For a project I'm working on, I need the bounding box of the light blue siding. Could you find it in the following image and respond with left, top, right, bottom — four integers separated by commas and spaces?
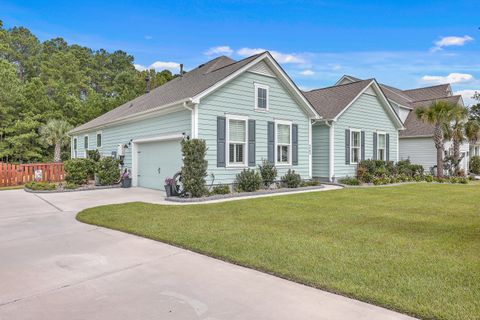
312, 124, 329, 178
72, 109, 191, 171
198, 70, 311, 184
333, 93, 399, 178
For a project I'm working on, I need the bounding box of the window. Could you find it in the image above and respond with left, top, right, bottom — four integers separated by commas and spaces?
228, 118, 247, 165
377, 133, 386, 161
73, 138, 77, 150
350, 130, 361, 164
276, 122, 291, 164
84, 136, 89, 150
96, 132, 102, 148
255, 83, 269, 110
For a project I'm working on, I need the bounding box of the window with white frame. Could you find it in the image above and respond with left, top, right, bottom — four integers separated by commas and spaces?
228, 118, 247, 165
350, 130, 361, 164
276, 122, 291, 164
96, 132, 102, 148
377, 132, 386, 161
84, 135, 89, 150
73, 137, 77, 158
255, 83, 269, 110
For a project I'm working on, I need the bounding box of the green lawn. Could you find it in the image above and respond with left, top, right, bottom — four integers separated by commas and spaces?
77, 183, 480, 320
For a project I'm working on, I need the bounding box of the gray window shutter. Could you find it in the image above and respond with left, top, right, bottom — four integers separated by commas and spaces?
217, 116, 226, 167
361, 131, 365, 161
267, 121, 275, 164
373, 132, 377, 160
345, 129, 350, 165
248, 119, 256, 166
386, 133, 390, 162
292, 124, 298, 165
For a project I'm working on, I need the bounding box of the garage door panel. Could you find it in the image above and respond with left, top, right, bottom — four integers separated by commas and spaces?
137, 140, 182, 190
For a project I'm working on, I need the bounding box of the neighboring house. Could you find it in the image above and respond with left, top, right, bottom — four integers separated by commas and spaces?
69, 52, 319, 189
336, 76, 469, 174
303, 79, 405, 182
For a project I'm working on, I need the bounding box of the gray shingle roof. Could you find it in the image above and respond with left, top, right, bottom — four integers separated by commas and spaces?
403, 84, 451, 102
400, 95, 462, 137
71, 54, 262, 133
302, 80, 372, 119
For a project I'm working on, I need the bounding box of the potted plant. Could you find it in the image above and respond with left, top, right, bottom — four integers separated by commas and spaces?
164, 177, 176, 197
121, 169, 131, 188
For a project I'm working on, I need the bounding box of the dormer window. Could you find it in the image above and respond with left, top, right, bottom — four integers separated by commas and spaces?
254, 83, 269, 110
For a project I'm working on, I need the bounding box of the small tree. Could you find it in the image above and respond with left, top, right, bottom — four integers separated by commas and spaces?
443, 106, 468, 175
416, 101, 457, 178
181, 139, 208, 197
39, 119, 73, 162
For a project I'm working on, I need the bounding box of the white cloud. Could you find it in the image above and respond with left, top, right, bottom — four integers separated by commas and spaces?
134, 61, 180, 72
431, 35, 473, 52
144, 35, 153, 40
421, 73, 475, 85
454, 89, 479, 107
299, 69, 315, 76
204, 46, 233, 56
237, 47, 305, 64
134, 64, 146, 71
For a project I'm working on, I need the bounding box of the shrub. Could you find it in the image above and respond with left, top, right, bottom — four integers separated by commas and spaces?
64, 158, 95, 185
211, 184, 230, 195
281, 169, 302, 188
338, 176, 360, 186
235, 169, 262, 192
95, 157, 120, 185
181, 139, 208, 197
470, 156, 480, 174
25, 181, 56, 190
258, 160, 277, 188
425, 175, 434, 182
65, 182, 78, 189
87, 149, 101, 162
458, 177, 469, 184
301, 180, 320, 187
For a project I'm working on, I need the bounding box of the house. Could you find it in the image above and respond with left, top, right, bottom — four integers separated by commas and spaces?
303, 80, 405, 182
336, 75, 468, 173
69, 52, 320, 189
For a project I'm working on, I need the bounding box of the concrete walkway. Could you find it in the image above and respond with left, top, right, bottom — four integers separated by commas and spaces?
0, 188, 416, 320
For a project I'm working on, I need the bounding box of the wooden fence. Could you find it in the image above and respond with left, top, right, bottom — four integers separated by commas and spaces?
0, 162, 65, 187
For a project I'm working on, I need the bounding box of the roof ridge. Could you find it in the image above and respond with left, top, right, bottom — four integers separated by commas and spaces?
404, 83, 450, 92
411, 95, 459, 103
205, 52, 264, 75
304, 78, 373, 93
379, 84, 414, 102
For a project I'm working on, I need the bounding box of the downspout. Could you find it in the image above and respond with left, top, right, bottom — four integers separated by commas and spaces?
323, 120, 335, 182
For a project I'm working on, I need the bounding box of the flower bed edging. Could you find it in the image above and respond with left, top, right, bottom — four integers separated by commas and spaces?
165, 185, 326, 203
24, 184, 121, 193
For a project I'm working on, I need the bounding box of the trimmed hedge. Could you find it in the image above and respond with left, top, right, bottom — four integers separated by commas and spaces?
181, 139, 208, 197
95, 157, 120, 185
258, 160, 277, 188
64, 158, 95, 185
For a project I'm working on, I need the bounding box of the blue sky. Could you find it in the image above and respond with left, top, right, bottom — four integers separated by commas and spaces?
1, 0, 479, 105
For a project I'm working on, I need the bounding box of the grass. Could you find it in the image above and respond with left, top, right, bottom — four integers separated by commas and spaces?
0, 185, 24, 191
77, 183, 480, 320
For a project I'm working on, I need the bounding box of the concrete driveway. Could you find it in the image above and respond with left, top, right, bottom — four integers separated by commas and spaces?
0, 188, 416, 320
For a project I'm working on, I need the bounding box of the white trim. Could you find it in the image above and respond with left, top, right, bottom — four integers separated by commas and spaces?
328, 122, 335, 181
254, 82, 269, 111
376, 131, 387, 161
308, 119, 312, 178
193, 52, 320, 119
396, 133, 399, 162
131, 133, 184, 187
194, 104, 199, 138
350, 128, 361, 165
72, 136, 78, 159
333, 80, 405, 130
226, 114, 249, 168
334, 75, 358, 86
96, 131, 102, 148
275, 119, 292, 166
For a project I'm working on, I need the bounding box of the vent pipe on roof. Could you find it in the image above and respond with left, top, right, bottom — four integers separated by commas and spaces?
145, 74, 151, 93
179, 64, 184, 78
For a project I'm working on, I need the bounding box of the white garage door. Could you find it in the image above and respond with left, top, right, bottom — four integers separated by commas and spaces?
136, 139, 183, 190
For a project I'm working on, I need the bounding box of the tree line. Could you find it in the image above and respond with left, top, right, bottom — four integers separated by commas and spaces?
0, 21, 177, 163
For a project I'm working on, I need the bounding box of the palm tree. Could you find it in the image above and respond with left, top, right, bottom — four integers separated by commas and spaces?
416, 100, 457, 178
465, 119, 480, 145
39, 119, 73, 162
442, 106, 468, 175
